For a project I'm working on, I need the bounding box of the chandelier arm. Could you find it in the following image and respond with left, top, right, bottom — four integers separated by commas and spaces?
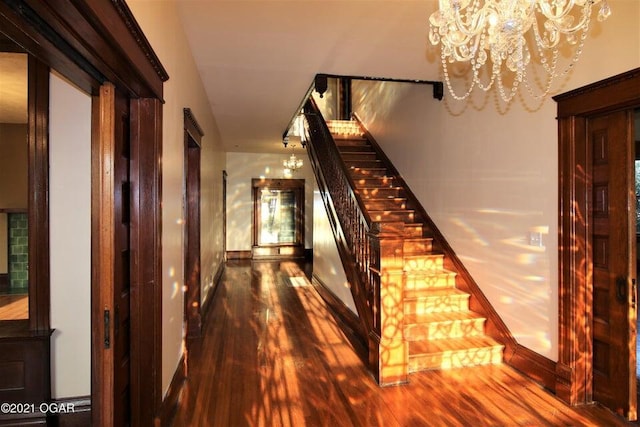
546, 7, 592, 34
452, 5, 488, 39
537, 0, 578, 21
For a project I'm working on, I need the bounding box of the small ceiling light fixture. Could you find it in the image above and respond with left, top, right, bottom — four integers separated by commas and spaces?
283, 144, 304, 175
428, 0, 611, 102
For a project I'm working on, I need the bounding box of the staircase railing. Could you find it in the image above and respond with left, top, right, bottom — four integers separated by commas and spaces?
302, 97, 377, 348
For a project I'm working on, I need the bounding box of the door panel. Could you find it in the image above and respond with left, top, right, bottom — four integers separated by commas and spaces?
93, 83, 132, 427
589, 111, 637, 419
113, 88, 132, 427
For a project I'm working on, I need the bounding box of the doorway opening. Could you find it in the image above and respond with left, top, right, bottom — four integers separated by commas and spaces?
252, 178, 305, 259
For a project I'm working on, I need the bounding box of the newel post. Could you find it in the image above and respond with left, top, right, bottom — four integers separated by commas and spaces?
368, 222, 408, 386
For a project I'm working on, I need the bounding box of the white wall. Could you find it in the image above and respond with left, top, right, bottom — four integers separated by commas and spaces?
128, 0, 226, 396
312, 181, 357, 313
49, 72, 91, 398
226, 151, 314, 251
352, 0, 640, 360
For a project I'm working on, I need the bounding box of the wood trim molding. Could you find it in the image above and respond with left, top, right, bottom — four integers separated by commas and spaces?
555, 69, 640, 406
184, 108, 204, 140
201, 262, 225, 325
1, 0, 167, 98
226, 251, 252, 260
107, 0, 169, 82
311, 274, 368, 364
27, 55, 50, 332
130, 97, 164, 425
155, 354, 186, 427
508, 345, 558, 392
553, 68, 640, 118
47, 395, 91, 427
91, 82, 117, 427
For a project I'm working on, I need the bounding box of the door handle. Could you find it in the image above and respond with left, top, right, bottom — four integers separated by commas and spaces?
632, 278, 637, 310
615, 276, 628, 304
104, 309, 111, 349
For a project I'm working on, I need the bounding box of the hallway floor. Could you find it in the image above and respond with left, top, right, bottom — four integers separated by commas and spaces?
171, 259, 632, 426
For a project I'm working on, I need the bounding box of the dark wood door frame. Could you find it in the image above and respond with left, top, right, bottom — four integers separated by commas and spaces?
184, 108, 203, 339
554, 68, 640, 409
0, 1, 168, 425
223, 170, 228, 263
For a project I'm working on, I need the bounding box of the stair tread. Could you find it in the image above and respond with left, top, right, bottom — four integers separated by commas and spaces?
404, 265, 452, 273
357, 185, 403, 191
404, 253, 443, 262
369, 209, 414, 214
405, 310, 485, 324
409, 336, 504, 355
404, 288, 469, 300
363, 196, 406, 201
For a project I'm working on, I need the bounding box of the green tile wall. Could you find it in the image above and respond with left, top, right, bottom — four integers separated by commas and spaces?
9, 213, 28, 292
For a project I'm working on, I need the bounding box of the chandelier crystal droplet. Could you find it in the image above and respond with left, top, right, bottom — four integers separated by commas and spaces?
428, 0, 611, 102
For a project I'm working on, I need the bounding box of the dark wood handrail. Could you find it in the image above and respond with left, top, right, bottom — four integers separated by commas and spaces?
303, 97, 375, 346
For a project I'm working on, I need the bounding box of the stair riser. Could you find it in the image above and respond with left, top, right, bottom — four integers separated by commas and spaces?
405, 318, 486, 340
350, 169, 389, 178
338, 145, 374, 153
327, 123, 362, 135
353, 177, 396, 187
342, 153, 378, 162
404, 225, 424, 238
408, 346, 503, 371
403, 239, 433, 253
404, 256, 444, 272
364, 200, 407, 210
344, 160, 384, 169
405, 295, 470, 315
405, 273, 456, 290
356, 188, 404, 198
370, 211, 415, 223
334, 139, 369, 147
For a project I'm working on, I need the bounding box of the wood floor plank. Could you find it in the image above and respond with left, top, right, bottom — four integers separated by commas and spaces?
170, 260, 633, 427
0, 294, 28, 320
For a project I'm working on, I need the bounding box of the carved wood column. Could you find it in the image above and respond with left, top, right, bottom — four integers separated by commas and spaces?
368, 222, 407, 386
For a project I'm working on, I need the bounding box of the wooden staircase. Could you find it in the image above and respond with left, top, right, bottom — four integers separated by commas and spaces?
326, 119, 504, 377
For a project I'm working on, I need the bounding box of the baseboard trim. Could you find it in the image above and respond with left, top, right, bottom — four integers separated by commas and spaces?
311, 274, 368, 363
155, 354, 186, 427
226, 250, 251, 260
304, 248, 313, 261
201, 261, 225, 324
47, 395, 91, 427
506, 344, 557, 392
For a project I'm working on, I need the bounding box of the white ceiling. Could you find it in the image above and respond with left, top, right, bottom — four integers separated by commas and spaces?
176, 0, 441, 153
0, 2, 442, 150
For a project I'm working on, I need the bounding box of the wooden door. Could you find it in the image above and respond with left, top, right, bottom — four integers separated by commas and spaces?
183, 109, 203, 340
589, 110, 637, 419
184, 134, 201, 339
93, 83, 133, 426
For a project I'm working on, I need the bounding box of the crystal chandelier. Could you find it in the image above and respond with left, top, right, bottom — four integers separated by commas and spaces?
428, 0, 611, 102
283, 145, 304, 174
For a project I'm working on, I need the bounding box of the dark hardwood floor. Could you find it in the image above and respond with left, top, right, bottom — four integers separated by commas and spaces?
171, 259, 632, 426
